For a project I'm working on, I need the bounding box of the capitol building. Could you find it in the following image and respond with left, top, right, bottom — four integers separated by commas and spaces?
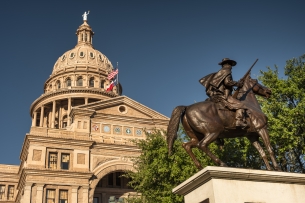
0, 16, 169, 203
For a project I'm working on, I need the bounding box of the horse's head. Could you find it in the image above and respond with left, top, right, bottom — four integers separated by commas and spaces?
237, 75, 271, 100
250, 78, 272, 98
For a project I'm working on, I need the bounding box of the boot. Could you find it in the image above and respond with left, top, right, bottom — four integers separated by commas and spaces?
236, 109, 247, 128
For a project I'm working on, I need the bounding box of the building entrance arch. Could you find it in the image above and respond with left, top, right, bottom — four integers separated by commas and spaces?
89, 161, 136, 203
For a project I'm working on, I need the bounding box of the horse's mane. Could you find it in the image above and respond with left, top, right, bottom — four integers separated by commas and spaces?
236, 75, 252, 100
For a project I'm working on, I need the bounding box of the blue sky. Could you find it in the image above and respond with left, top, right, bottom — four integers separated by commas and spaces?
0, 0, 304, 165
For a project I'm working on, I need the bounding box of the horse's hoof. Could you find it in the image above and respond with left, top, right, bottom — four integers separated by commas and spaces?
275, 167, 282, 172
196, 165, 203, 170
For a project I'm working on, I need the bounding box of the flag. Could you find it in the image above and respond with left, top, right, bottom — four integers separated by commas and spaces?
106, 79, 117, 91
107, 69, 119, 80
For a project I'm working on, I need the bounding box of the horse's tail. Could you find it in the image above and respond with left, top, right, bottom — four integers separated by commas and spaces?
167, 105, 187, 156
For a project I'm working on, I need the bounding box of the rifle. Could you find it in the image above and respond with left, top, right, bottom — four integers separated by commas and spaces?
232, 59, 258, 99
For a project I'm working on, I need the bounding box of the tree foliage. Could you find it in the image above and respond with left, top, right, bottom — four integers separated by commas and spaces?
125, 128, 263, 203
258, 54, 305, 173
125, 129, 216, 203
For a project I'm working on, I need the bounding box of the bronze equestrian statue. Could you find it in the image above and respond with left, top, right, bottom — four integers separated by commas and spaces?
167, 58, 281, 171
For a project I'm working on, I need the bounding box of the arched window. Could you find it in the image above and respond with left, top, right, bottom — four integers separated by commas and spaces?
62, 115, 67, 128
99, 54, 103, 61
56, 81, 61, 89
66, 78, 71, 87
49, 84, 52, 91
77, 77, 83, 86
101, 81, 105, 88
89, 78, 94, 87
61, 55, 66, 61
85, 33, 88, 42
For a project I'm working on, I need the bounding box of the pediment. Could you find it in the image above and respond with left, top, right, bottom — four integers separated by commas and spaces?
76, 96, 169, 120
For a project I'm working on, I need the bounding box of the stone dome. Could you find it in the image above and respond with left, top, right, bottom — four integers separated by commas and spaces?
51, 21, 113, 76
52, 45, 113, 75
31, 19, 121, 120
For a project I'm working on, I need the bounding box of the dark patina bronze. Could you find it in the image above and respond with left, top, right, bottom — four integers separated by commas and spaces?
167, 58, 281, 171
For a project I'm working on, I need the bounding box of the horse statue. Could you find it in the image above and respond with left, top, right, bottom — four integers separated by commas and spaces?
167, 74, 281, 171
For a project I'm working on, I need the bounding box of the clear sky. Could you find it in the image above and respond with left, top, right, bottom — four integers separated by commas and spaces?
0, 0, 304, 165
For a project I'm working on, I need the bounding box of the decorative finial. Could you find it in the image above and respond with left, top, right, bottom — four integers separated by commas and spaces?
82, 11, 90, 21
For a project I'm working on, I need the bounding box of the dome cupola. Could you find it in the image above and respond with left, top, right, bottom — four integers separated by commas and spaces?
76, 17, 94, 47
51, 13, 113, 76
30, 13, 120, 129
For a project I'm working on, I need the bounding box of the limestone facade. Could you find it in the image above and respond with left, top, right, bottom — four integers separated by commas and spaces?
0, 19, 169, 203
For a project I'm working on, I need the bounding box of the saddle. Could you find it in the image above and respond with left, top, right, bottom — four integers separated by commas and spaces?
214, 102, 256, 132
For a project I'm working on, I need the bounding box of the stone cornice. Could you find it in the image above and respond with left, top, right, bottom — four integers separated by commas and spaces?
0, 172, 19, 182
78, 96, 169, 120
17, 167, 93, 191
19, 135, 30, 163
46, 66, 108, 84
25, 133, 94, 147
30, 88, 117, 115
22, 167, 93, 178
0, 164, 19, 173
93, 113, 169, 126
70, 107, 95, 118
173, 166, 305, 196
91, 142, 140, 153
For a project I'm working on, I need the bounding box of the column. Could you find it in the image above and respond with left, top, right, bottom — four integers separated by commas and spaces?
67, 97, 71, 126
102, 193, 106, 203
51, 101, 56, 128
32, 112, 37, 127
35, 184, 44, 203
72, 186, 78, 203
58, 101, 62, 129
82, 186, 89, 203
39, 106, 44, 127
85, 97, 88, 105
3, 185, 7, 202
21, 183, 32, 203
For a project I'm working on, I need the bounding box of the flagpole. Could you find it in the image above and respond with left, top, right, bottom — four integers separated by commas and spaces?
117, 62, 120, 95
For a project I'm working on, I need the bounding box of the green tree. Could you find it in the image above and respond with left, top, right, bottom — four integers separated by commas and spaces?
217, 138, 263, 169
125, 129, 263, 203
258, 54, 305, 173
125, 129, 216, 203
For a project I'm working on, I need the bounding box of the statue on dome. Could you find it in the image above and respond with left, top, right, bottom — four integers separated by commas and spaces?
82, 11, 90, 21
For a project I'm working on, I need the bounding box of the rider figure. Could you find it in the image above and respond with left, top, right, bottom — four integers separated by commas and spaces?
199, 58, 247, 128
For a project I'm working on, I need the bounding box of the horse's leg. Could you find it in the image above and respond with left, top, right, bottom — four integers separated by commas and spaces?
198, 132, 227, 167
181, 115, 202, 170
257, 128, 281, 171
247, 134, 272, 170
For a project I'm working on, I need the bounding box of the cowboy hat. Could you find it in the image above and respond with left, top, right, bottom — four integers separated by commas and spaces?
218, 58, 237, 66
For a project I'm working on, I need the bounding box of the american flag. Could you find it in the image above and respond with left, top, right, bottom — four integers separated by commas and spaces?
107, 69, 119, 80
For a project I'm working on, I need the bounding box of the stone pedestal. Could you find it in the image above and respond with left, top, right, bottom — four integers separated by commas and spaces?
173, 166, 305, 203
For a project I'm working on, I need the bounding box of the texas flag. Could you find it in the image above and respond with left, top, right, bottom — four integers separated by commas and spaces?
106, 79, 117, 91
